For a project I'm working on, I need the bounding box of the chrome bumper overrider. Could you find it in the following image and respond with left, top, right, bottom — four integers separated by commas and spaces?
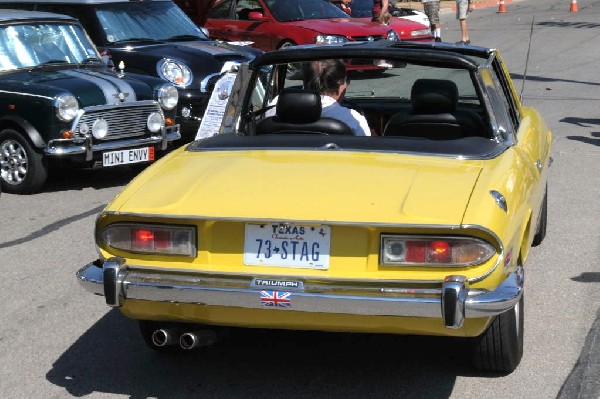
45, 125, 181, 160
76, 258, 524, 329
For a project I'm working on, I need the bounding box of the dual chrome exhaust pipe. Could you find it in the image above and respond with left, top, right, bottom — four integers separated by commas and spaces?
151, 328, 217, 350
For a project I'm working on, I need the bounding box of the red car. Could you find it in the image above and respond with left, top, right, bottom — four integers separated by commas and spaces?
204, 0, 410, 52
345, 0, 433, 40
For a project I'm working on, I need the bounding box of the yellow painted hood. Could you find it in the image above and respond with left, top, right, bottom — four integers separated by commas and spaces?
111, 149, 483, 225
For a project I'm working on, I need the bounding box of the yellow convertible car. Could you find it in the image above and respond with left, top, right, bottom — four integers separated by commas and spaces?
77, 42, 552, 373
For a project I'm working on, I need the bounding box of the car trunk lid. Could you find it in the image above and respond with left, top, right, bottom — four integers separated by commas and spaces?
114, 149, 482, 226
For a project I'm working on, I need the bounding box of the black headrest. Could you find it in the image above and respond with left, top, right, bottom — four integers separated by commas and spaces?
276, 88, 321, 123
411, 79, 458, 114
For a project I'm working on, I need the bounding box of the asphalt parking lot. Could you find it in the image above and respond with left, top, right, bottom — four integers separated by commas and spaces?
0, 0, 598, 397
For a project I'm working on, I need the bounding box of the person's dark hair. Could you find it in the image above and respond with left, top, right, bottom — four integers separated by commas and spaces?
301, 59, 346, 95
301, 61, 322, 91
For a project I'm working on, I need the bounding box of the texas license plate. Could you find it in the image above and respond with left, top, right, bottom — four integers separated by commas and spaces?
102, 147, 154, 167
244, 223, 331, 270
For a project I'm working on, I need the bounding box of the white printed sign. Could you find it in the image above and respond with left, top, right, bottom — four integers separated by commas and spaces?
195, 72, 237, 140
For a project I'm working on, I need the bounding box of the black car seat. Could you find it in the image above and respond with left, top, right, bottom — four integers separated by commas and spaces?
383, 79, 485, 139
255, 88, 354, 136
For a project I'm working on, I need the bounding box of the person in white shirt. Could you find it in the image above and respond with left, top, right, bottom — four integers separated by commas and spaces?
297, 59, 371, 136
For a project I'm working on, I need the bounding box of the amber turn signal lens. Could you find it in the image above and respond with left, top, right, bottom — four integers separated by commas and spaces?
61, 130, 74, 139
165, 117, 174, 126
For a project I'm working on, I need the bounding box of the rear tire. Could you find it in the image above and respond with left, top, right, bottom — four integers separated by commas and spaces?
532, 185, 548, 246
0, 128, 48, 194
471, 295, 524, 373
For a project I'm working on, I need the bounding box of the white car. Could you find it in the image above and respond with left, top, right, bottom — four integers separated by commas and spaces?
391, 6, 431, 28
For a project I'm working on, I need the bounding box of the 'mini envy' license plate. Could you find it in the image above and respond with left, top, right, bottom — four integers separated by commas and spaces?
102, 147, 154, 167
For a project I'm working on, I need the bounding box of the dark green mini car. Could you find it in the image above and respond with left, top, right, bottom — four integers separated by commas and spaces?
0, 10, 181, 194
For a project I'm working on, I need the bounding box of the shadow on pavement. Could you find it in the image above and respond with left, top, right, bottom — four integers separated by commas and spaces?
41, 166, 142, 193
0, 204, 105, 249
557, 307, 600, 399
571, 272, 600, 283
45, 310, 495, 398
510, 73, 600, 87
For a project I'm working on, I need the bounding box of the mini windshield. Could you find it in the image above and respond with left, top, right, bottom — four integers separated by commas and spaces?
264, 0, 349, 22
0, 22, 99, 71
95, 2, 208, 44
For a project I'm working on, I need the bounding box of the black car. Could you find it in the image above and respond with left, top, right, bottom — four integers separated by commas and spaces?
1, 0, 262, 141
0, 10, 181, 194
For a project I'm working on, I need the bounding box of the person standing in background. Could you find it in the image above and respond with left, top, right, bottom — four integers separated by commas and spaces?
372, 0, 391, 68
421, 0, 442, 42
330, 0, 353, 14
456, 0, 474, 44
339, 0, 352, 15
372, 0, 389, 23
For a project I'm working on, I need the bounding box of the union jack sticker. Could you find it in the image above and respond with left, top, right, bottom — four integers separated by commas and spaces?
260, 291, 292, 308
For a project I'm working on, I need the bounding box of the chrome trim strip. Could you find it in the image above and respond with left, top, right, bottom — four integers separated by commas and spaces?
101, 213, 474, 231
190, 145, 507, 161
76, 259, 523, 323
103, 212, 469, 228
105, 264, 449, 286
76, 100, 159, 114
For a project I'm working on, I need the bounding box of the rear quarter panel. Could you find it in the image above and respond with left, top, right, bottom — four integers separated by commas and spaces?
463, 118, 550, 272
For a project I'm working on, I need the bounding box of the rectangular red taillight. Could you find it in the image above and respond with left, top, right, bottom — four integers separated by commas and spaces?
101, 223, 196, 257
381, 235, 495, 266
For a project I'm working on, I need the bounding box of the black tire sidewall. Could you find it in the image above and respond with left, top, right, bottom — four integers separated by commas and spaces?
471, 294, 524, 373
532, 185, 548, 246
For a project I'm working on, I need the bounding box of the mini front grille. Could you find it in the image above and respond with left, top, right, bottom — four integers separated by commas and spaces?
75, 102, 161, 140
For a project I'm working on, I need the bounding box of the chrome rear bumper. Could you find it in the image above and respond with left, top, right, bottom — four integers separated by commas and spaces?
77, 258, 524, 329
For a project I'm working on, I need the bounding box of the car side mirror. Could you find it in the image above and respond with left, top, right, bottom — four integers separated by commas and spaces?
248, 11, 268, 21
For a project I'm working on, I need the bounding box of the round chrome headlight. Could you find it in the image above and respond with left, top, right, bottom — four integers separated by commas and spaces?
157, 59, 192, 87
157, 84, 179, 110
386, 30, 399, 42
55, 94, 79, 122
147, 112, 164, 133
92, 118, 108, 139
